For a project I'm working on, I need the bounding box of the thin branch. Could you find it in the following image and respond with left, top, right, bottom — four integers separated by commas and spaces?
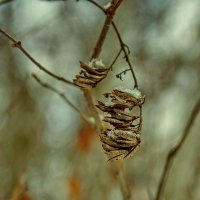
109, 48, 122, 71
32, 73, 93, 124
84, 90, 103, 132
155, 98, 200, 200
116, 68, 131, 80
113, 161, 131, 200
0, 28, 76, 87
84, 0, 125, 133
86, 1, 132, 200
112, 23, 138, 88
90, 0, 123, 59
87, 0, 138, 88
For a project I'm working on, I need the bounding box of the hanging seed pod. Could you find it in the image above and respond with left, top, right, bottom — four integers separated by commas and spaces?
103, 117, 133, 128
100, 130, 141, 160
109, 113, 139, 122
96, 101, 130, 113
103, 87, 145, 109
96, 87, 145, 160
112, 88, 145, 106
73, 59, 109, 90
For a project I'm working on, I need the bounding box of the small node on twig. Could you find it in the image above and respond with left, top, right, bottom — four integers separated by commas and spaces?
96, 87, 145, 160
123, 44, 130, 55
11, 41, 21, 48
73, 58, 109, 90
103, 2, 112, 10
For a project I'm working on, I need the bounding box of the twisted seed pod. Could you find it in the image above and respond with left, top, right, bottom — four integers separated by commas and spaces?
73, 59, 109, 89
96, 87, 145, 160
101, 130, 141, 159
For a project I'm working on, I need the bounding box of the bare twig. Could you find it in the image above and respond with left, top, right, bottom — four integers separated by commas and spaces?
90, 0, 123, 59
112, 22, 138, 88
0, 28, 75, 87
112, 161, 131, 200
116, 68, 130, 80
109, 48, 122, 71
155, 98, 200, 200
32, 73, 93, 124
84, 1, 132, 200
87, 0, 138, 88
84, 0, 125, 133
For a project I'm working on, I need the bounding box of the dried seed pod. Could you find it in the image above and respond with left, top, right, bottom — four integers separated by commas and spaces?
105, 150, 129, 160
96, 87, 144, 160
112, 129, 140, 141
112, 87, 145, 106
96, 101, 129, 114
103, 117, 132, 128
73, 79, 93, 90
109, 113, 139, 122
103, 87, 145, 109
118, 126, 141, 133
80, 70, 106, 81
100, 130, 141, 160
101, 130, 140, 146
73, 59, 109, 89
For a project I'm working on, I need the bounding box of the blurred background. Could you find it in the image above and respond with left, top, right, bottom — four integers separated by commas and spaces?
0, 0, 200, 200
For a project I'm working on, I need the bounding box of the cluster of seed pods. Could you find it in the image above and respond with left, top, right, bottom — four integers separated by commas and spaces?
73, 59, 109, 90
96, 87, 145, 160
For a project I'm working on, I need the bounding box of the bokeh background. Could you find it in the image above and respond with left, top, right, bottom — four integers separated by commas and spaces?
0, 0, 200, 200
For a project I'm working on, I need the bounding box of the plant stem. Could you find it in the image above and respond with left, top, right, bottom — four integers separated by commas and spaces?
0, 28, 75, 87
155, 98, 200, 200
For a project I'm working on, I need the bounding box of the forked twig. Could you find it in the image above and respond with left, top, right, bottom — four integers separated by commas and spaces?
84, 1, 131, 200
112, 23, 138, 88
32, 73, 93, 124
0, 28, 75, 87
84, 0, 124, 134
155, 98, 200, 200
87, 0, 138, 88
90, 0, 124, 59
116, 68, 130, 80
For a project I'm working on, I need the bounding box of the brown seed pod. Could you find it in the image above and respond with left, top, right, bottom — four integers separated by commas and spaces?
112, 88, 145, 106
100, 130, 141, 160
103, 117, 132, 128
101, 130, 140, 147
73, 79, 93, 90
73, 59, 109, 89
109, 113, 139, 122
103, 87, 145, 109
96, 101, 129, 113
96, 87, 144, 160
112, 129, 140, 141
